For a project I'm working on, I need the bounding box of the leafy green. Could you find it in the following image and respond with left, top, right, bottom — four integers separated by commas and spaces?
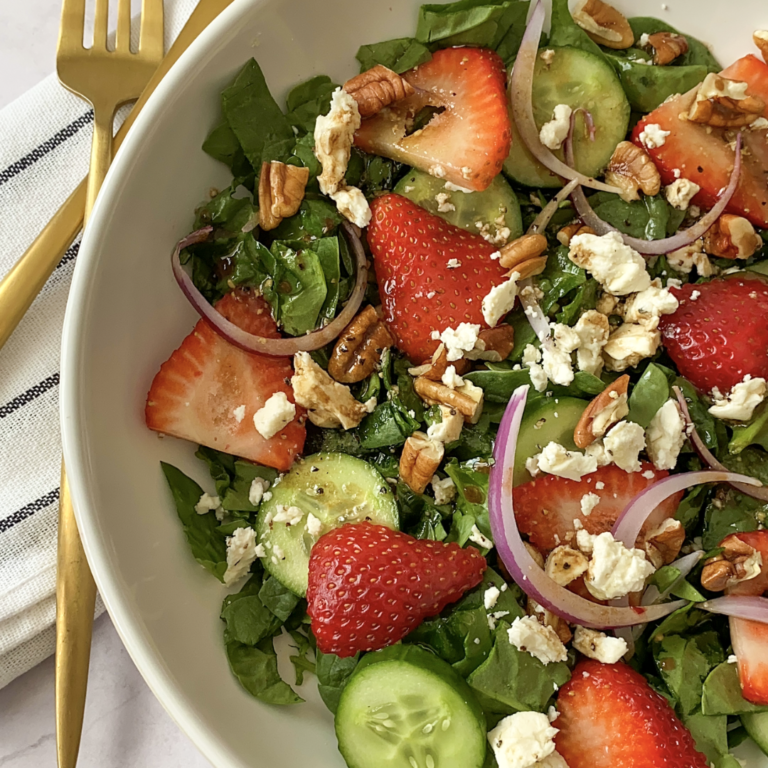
703, 663, 768, 716
448, 416, 497, 463
590, 193, 676, 241
729, 402, 768, 455
628, 18, 721, 73
316, 651, 360, 714
676, 377, 723, 453
628, 363, 670, 428
345, 149, 408, 200
675, 485, 709, 532
548, 0, 604, 58
161, 463, 228, 581
556, 279, 598, 325
193, 183, 258, 234
287, 629, 315, 685
396, 482, 449, 541
285, 75, 338, 135
221, 575, 282, 645
650, 604, 710, 643
259, 576, 302, 622
269, 197, 342, 242
202, 121, 250, 174
195, 446, 236, 498
223, 461, 278, 512
444, 460, 495, 548
465, 369, 532, 404
221, 59, 295, 171
356, 37, 432, 74
684, 713, 743, 768
650, 565, 705, 602
357, 395, 420, 450
537, 246, 587, 315
468, 622, 571, 714
225, 634, 303, 705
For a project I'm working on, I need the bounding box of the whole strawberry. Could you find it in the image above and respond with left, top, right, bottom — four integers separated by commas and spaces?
368, 193, 511, 364
556, 660, 709, 768
307, 522, 487, 657
660, 277, 768, 393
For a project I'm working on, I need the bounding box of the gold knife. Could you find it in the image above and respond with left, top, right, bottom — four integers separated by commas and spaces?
0, 0, 236, 351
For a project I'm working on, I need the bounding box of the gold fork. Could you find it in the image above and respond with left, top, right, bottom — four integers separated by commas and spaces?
54, 1, 163, 766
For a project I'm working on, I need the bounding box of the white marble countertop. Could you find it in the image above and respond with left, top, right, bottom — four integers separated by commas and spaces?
0, 2, 211, 766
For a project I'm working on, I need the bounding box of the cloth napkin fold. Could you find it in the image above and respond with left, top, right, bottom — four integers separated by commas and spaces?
0, 0, 201, 689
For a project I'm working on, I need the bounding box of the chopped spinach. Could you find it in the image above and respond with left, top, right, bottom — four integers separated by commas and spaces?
703, 662, 768, 716
356, 37, 432, 74
221, 574, 282, 646
628, 363, 670, 428
285, 75, 338, 135
316, 650, 360, 714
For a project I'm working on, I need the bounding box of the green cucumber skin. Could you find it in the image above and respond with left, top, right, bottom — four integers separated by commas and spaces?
743, 712, 768, 756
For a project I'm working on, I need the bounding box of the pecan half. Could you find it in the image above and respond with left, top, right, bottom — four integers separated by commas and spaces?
755, 31, 768, 64
557, 223, 595, 247
258, 161, 310, 231
604, 141, 661, 203
702, 214, 763, 260
644, 519, 685, 568
646, 32, 689, 66
327, 306, 394, 384
573, 374, 630, 448
470, 326, 515, 363
400, 432, 444, 494
498, 233, 547, 270
572, 0, 634, 49
409, 343, 471, 381
545, 546, 589, 587
700, 536, 762, 592
688, 74, 766, 128
343, 65, 415, 119
414, 376, 484, 423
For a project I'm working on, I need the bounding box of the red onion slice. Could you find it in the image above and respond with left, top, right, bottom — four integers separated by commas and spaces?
488, 384, 688, 629
565, 131, 743, 255
171, 222, 368, 356
673, 386, 768, 502
611, 470, 761, 550
510, 1, 622, 195
528, 179, 581, 235
702, 595, 768, 624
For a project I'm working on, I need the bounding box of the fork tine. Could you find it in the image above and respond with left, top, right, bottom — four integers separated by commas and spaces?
115, 0, 132, 52
93, 0, 109, 50
57, 0, 86, 53
139, 0, 165, 61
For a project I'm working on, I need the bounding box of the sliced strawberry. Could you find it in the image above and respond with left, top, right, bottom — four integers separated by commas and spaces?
354, 47, 511, 192
368, 193, 511, 363
723, 531, 768, 705
556, 660, 709, 768
145, 288, 305, 471
307, 522, 486, 657
513, 463, 681, 553
660, 277, 768, 393
631, 56, 768, 228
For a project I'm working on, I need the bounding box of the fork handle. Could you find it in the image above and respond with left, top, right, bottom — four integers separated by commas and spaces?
84, 105, 114, 225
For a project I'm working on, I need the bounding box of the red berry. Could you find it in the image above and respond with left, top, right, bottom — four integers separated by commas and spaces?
307, 522, 487, 657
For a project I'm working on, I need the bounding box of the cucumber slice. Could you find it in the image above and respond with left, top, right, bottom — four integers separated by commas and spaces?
503, 47, 630, 188
394, 169, 523, 243
336, 645, 487, 768
256, 452, 398, 596
743, 712, 768, 757
514, 397, 587, 485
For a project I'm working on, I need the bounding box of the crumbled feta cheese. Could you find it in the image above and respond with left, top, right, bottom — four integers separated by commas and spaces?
436, 192, 456, 213
487, 711, 559, 768
569, 232, 651, 296
540, 49, 556, 66
272, 504, 304, 526
314, 88, 360, 196
446, 257, 461, 268
469, 525, 494, 550
484, 585, 501, 610
647, 400, 686, 470
603, 323, 661, 372
728, 654, 738, 664
528, 442, 598, 481
248, 477, 270, 507
580, 492, 601, 517
488, 610, 511, 630
272, 543, 286, 561
523, 344, 548, 393
750, 116, 768, 131
223, 527, 259, 586
639, 32, 651, 47
666, 178, 701, 211
305, 512, 323, 537
195, 492, 222, 516
232, 405, 246, 423
431, 474, 457, 505
591, 393, 629, 439
330, 185, 372, 227
584, 440, 610, 468
639, 123, 671, 149
438, 323, 482, 362
698, 72, 751, 103
572, 626, 628, 664
444, 181, 474, 193
508, 616, 568, 665
604, 421, 646, 473
262, 491, 273, 502
709, 376, 767, 421
623, 280, 679, 330
482, 273, 520, 328
667, 239, 714, 276
441, 365, 465, 389
427, 405, 464, 444
539, 104, 573, 151
253, 391, 296, 439
541, 325, 580, 387
573, 310, 610, 376
577, 531, 656, 600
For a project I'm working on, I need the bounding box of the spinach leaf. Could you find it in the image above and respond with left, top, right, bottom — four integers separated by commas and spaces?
316, 650, 360, 714
304, 423, 368, 456
447, 417, 497, 463
358, 398, 419, 450
193, 184, 258, 235
629, 18, 721, 73
549, 371, 606, 398
465, 369, 532, 404
221, 575, 282, 646
269, 196, 342, 242
161, 462, 228, 581
393, 355, 425, 421
650, 565, 705, 603
202, 120, 250, 174
628, 363, 670, 428
650, 604, 711, 642
703, 662, 768, 716
223, 461, 279, 512
285, 75, 338, 135
467, 622, 571, 714
345, 149, 408, 200
313, 236, 341, 324
556, 279, 598, 325
259, 576, 302, 622
675, 377, 723, 453
548, 0, 604, 58
396, 482, 449, 541
221, 59, 295, 170
729, 402, 768, 455
356, 37, 432, 74
591, 192, 674, 241
508, 312, 538, 363
537, 246, 586, 315
675, 485, 709, 532
225, 634, 303, 705
195, 446, 236, 498
444, 460, 495, 547
683, 713, 743, 768
287, 629, 315, 685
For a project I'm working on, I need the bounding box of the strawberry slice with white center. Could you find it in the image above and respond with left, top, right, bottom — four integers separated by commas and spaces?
354, 47, 511, 192
145, 288, 305, 471
723, 531, 768, 705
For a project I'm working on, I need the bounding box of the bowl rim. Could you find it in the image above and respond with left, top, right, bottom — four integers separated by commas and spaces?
59, 0, 261, 765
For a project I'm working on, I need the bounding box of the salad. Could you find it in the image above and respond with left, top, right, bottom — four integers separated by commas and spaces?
144, 1, 768, 766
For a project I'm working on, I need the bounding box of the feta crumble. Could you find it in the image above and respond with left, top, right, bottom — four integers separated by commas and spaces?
523, 344, 548, 393
272, 504, 304, 527
603, 323, 662, 372
569, 232, 651, 296
427, 405, 464, 444
305, 512, 323, 537
708, 376, 767, 422
253, 391, 296, 439
484, 585, 501, 610
666, 178, 701, 211
195, 492, 222, 516
646, 400, 686, 470
572, 626, 628, 664
441, 365, 465, 389
232, 405, 246, 423
639, 123, 671, 149
436, 192, 456, 213
527, 442, 598, 481
248, 477, 270, 507
431, 474, 457, 505
603, 420, 646, 473
438, 323, 482, 362
469, 525, 494, 550
541, 325, 580, 387
446, 257, 461, 269
487, 711, 559, 768
482, 273, 520, 328
539, 104, 573, 151
573, 310, 610, 376
623, 280, 679, 330
580, 492, 601, 517
223, 526, 259, 586
508, 616, 568, 665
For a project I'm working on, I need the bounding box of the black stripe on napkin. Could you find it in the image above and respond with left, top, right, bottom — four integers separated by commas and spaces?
0, 110, 93, 187
57, 241, 80, 270
0, 488, 59, 533
0, 373, 60, 419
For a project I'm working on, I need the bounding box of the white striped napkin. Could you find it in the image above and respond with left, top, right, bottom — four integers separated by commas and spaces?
0, 0, 200, 689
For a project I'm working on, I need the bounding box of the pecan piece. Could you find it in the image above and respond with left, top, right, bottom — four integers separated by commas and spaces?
688, 73, 766, 128
755, 31, 768, 64
408, 343, 471, 381
557, 223, 595, 247
573, 375, 630, 449
604, 141, 661, 203
702, 214, 763, 260
572, 0, 634, 49
400, 432, 444, 494
258, 161, 310, 231
701, 536, 762, 592
645, 32, 689, 66
545, 546, 589, 587
644, 519, 685, 568
414, 376, 484, 424
527, 596, 573, 644
470, 326, 516, 363
498, 233, 547, 270
327, 306, 394, 384
343, 65, 415, 119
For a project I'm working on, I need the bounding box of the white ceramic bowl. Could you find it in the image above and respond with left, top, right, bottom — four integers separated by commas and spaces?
61, 1, 768, 766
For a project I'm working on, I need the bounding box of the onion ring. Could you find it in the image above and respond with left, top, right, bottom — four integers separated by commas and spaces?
701, 595, 768, 624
